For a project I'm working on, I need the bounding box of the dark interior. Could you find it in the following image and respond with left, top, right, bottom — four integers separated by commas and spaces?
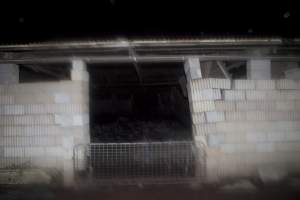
88, 62, 192, 142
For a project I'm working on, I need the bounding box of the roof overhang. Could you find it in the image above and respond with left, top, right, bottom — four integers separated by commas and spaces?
0, 38, 300, 64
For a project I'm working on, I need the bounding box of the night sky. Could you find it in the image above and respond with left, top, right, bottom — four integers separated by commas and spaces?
0, 1, 299, 43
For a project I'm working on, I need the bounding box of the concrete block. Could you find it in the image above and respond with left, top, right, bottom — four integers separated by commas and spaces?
0, 136, 60, 146
54, 93, 71, 103
194, 135, 207, 146
191, 113, 206, 124
0, 64, 19, 84
62, 136, 74, 150
220, 144, 236, 154
236, 101, 276, 111
255, 80, 276, 90
267, 132, 286, 142
191, 89, 221, 101
193, 123, 217, 135
208, 133, 225, 147
25, 147, 45, 157
71, 70, 89, 82
246, 132, 267, 143
23, 104, 46, 114
190, 101, 215, 112
24, 104, 88, 114
205, 111, 225, 122
256, 143, 274, 153
246, 91, 267, 100
225, 111, 246, 121
184, 57, 202, 79
45, 147, 64, 157
217, 121, 300, 133
280, 90, 300, 100
276, 101, 296, 111
0, 96, 14, 104
0, 115, 54, 125
236, 101, 256, 111
221, 144, 255, 154
54, 114, 89, 127
191, 78, 231, 89
54, 115, 73, 127
247, 59, 271, 80
0, 126, 63, 137
275, 142, 300, 152
215, 101, 236, 111
1, 105, 24, 115
14, 93, 54, 104
233, 80, 256, 90
276, 79, 299, 89
271, 111, 299, 121
294, 101, 300, 110
4, 147, 24, 157
285, 132, 300, 141
2, 81, 87, 95
74, 114, 89, 126
72, 59, 86, 71
246, 111, 270, 121
223, 90, 245, 100
223, 132, 246, 143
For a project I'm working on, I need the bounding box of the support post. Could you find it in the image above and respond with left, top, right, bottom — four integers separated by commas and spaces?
62, 59, 89, 187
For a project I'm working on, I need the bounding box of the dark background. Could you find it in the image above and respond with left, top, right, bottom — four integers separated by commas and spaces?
0, 1, 299, 43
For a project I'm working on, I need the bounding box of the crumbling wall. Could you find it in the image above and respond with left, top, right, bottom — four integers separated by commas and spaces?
187, 78, 300, 182
0, 79, 89, 184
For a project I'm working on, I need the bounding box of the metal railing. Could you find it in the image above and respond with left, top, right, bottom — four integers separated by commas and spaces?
74, 141, 205, 184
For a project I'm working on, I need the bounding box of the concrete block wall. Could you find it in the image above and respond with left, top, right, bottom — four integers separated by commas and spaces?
187, 77, 300, 182
0, 66, 89, 185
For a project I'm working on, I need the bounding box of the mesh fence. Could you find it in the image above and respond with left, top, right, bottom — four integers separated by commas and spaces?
74, 141, 205, 184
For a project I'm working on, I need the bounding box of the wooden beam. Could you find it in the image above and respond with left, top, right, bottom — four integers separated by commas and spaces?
216, 61, 231, 79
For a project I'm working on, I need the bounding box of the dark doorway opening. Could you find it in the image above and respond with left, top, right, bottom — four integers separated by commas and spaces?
88, 62, 192, 143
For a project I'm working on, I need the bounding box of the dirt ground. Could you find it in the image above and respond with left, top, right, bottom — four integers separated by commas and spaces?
1, 183, 300, 200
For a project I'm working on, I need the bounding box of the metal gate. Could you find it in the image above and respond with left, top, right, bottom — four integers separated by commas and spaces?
74, 141, 205, 185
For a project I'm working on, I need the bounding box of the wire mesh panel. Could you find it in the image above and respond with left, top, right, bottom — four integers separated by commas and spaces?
74, 141, 204, 184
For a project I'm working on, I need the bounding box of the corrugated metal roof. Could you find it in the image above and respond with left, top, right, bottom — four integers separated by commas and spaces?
0, 37, 295, 51
0, 36, 299, 64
